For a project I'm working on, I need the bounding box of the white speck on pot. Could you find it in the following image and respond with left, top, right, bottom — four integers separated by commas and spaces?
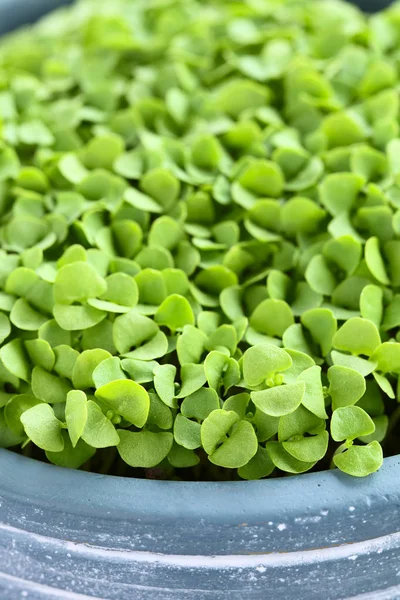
256, 566, 266, 573
349, 506, 355, 512
268, 521, 273, 526
348, 555, 358, 560
294, 516, 321, 524
277, 523, 287, 531
320, 509, 329, 516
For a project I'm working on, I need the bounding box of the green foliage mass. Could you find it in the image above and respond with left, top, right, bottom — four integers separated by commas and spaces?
3, 0, 400, 480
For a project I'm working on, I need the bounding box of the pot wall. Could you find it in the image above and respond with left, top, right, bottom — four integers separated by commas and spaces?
1, 451, 400, 599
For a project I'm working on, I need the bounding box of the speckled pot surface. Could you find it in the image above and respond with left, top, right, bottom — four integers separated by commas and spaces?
0, 0, 399, 598
1, 450, 400, 599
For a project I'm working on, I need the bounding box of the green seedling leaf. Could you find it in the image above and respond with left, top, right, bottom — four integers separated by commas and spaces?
155, 294, 194, 331
370, 342, 400, 374
88, 273, 139, 313
113, 310, 159, 354
177, 325, 208, 365
301, 308, 337, 357
238, 160, 284, 198
223, 393, 250, 419
209, 420, 258, 469
305, 255, 336, 296
31, 366, 72, 404
237, 446, 275, 480
382, 296, 400, 331
0, 339, 30, 381
53, 304, 107, 331
53, 345, 79, 379
298, 366, 327, 419
333, 317, 381, 356
251, 381, 305, 417
181, 387, 220, 421
65, 390, 88, 447
176, 363, 207, 399
250, 299, 294, 338
201, 409, 239, 455
46, 434, 96, 469
331, 406, 375, 441
283, 350, 315, 384
122, 330, 168, 361
278, 405, 325, 441
328, 365, 366, 410
118, 430, 173, 468
25, 339, 55, 372
204, 351, 229, 390
0, 314, 11, 345
283, 431, 329, 463
140, 168, 180, 212
323, 236, 362, 276
167, 443, 200, 469
54, 261, 107, 304
266, 441, 316, 474
322, 113, 366, 150
320, 173, 364, 216
21, 404, 64, 452
81, 401, 120, 448
122, 359, 158, 384
153, 364, 177, 408
72, 349, 111, 389
95, 380, 150, 427
39, 320, 71, 348
92, 357, 127, 389
360, 285, 383, 327
373, 371, 395, 398
358, 415, 388, 444
147, 392, 173, 431
252, 410, 279, 442
174, 413, 202, 450
331, 350, 376, 377
281, 197, 326, 235
243, 344, 292, 387
333, 441, 383, 477
5, 394, 42, 436
365, 237, 389, 285
207, 325, 237, 356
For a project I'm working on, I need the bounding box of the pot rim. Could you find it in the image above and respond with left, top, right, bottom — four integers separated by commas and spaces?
1, 449, 399, 525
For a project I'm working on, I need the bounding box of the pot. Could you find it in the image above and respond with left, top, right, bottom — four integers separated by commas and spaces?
1, 450, 400, 599
0, 0, 399, 599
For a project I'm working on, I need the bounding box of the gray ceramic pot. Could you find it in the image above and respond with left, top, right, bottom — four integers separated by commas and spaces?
0, 0, 399, 598
1, 450, 400, 599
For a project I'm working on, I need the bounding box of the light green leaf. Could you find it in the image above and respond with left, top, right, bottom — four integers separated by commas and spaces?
331, 406, 375, 441
21, 404, 64, 452
95, 379, 150, 427
333, 317, 381, 356
65, 390, 88, 448
328, 365, 366, 410
81, 401, 120, 448
333, 441, 383, 477
118, 430, 173, 467
251, 381, 305, 417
